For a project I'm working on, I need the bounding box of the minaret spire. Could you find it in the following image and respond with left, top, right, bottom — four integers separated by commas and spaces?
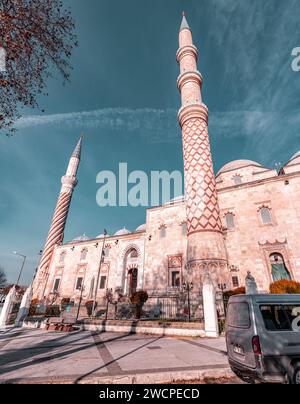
180, 12, 190, 31
33, 136, 83, 299
176, 15, 226, 275
72, 133, 83, 160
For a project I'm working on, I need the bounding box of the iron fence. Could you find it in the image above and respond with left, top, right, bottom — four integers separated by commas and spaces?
27, 298, 204, 323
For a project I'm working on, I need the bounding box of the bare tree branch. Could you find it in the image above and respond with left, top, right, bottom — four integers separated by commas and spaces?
0, 0, 78, 134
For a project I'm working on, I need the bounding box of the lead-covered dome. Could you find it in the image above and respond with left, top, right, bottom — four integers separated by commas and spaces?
286, 150, 300, 166
114, 228, 131, 236
72, 234, 90, 242
136, 224, 146, 232
96, 233, 110, 239
217, 160, 262, 176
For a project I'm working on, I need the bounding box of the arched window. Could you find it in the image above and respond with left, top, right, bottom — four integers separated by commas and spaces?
260, 207, 272, 224
270, 253, 291, 281
129, 249, 138, 258
160, 226, 166, 238
80, 248, 88, 261
59, 251, 66, 264
89, 276, 95, 299
233, 175, 242, 185
225, 213, 235, 230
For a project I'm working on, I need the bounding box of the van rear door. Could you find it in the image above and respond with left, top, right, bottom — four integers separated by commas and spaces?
226, 300, 257, 369
257, 302, 300, 359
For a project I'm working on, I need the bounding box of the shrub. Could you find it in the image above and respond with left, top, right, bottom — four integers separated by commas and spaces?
130, 291, 149, 305
224, 287, 246, 299
130, 291, 149, 319
45, 305, 61, 317
61, 297, 71, 311
270, 280, 300, 294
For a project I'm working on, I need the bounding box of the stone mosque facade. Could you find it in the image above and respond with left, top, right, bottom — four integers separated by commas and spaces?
33, 15, 300, 308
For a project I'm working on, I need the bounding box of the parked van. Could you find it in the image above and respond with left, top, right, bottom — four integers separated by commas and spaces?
226, 294, 300, 384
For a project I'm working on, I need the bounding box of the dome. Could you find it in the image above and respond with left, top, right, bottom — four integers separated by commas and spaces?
136, 224, 146, 232
96, 233, 110, 239
114, 227, 131, 236
163, 195, 185, 205
72, 234, 90, 242
286, 150, 300, 166
217, 159, 262, 176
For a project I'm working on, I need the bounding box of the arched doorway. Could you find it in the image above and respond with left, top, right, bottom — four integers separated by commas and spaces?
128, 268, 138, 296
270, 253, 291, 281
123, 247, 139, 295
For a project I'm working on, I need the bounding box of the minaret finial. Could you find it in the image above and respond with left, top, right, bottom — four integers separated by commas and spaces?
72, 133, 83, 160
180, 11, 190, 31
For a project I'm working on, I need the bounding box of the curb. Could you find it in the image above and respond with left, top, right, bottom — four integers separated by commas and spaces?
0, 366, 234, 385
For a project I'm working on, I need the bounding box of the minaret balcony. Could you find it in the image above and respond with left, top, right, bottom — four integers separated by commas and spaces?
178, 103, 209, 128
177, 70, 203, 91
176, 44, 198, 63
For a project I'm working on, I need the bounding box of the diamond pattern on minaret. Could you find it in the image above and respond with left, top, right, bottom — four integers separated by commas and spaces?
182, 118, 222, 234
177, 13, 222, 236
33, 135, 83, 297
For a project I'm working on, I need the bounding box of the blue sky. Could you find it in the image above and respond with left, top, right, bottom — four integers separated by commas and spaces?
1, 0, 300, 284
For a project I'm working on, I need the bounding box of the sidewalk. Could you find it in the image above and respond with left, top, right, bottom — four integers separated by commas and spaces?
0, 328, 234, 384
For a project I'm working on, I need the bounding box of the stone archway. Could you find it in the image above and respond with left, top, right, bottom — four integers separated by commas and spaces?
128, 267, 138, 296
123, 247, 139, 295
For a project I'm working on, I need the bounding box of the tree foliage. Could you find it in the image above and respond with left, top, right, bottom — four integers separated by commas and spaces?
270, 280, 300, 294
0, 0, 77, 134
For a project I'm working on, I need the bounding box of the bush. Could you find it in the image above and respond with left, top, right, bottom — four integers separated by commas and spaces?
270, 280, 300, 294
224, 287, 246, 299
61, 297, 71, 311
130, 291, 149, 305
45, 305, 61, 317
130, 291, 149, 320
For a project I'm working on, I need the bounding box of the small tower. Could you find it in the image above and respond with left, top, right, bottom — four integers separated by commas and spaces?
33, 135, 83, 299
177, 14, 227, 276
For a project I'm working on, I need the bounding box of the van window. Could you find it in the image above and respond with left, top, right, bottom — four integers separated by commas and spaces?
227, 302, 251, 328
260, 305, 300, 332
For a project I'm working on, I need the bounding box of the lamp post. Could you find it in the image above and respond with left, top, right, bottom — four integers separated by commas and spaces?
13, 251, 27, 287
183, 281, 194, 322
92, 229, 107, 318
218, 283, 227, 316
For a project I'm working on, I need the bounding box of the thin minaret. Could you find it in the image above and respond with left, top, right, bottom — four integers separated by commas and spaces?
177, 13, 226, 273
33, 135, 83, 298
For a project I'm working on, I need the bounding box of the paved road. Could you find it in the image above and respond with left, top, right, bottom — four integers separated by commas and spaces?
0, 328, 233, 384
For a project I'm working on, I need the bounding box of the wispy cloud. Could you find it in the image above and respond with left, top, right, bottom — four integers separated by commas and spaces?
15, 108, 179, 142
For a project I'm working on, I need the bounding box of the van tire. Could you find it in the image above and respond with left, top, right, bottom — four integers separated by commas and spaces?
292, 364, 300, 385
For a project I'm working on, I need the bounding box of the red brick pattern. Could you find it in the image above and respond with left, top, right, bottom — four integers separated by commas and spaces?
182, 117, 222, 234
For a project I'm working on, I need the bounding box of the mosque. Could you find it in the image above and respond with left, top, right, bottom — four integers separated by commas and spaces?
32, 15, 300, 312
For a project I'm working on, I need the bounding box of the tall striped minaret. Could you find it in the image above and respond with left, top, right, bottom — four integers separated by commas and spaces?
177, 14, 227, 273
33, 136, 83, 299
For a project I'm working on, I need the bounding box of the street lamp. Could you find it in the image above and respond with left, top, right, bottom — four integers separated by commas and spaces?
92, 229, 107, 318
13, 251, 27, 287
183, 281, 194, 322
